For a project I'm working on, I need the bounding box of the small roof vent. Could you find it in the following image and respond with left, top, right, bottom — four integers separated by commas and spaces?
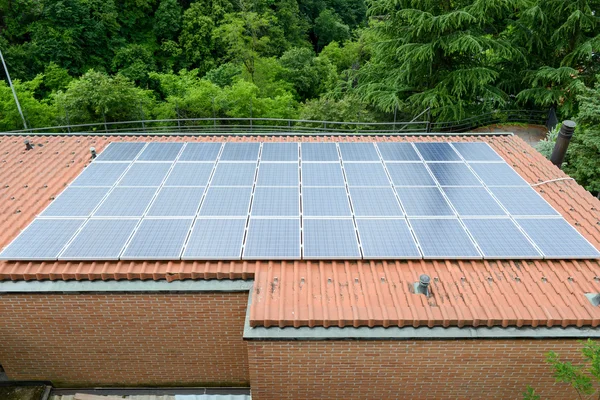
90, 147, 97, 159
414, 274, 431, 296
24, 140, 33, 151
585, 293, 600, 307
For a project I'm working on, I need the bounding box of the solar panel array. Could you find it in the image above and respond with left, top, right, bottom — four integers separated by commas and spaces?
1, 141, 599, 261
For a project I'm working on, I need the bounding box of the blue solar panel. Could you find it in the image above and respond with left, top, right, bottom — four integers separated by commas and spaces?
243, 218, 301, 259
343, 163, 390, 186
146, 187, 205, 217
219, 143, 260, 161
301, 143, 339, 162
251, 187, 300, 217
385, 163, 436, 186
415, 143, 461, 161
0, 218, 85, 260
137, 142, 184, 161
349, 187, 403, 217
428, 163, 482, 186
118, 163, 172, 186
178, 143, 222, 161
71, 163, 129, 187
122, 219, 192, 259
210, 163, 257, 186
396, 187, 454, 217
182, 218, 246, 260
59, 219, 139, 260
462, 219, 541, 258
451, 142, 503, 162
376, 143, 420, 161
164, 163, 214, 186
356, 219, 421, 259
301, 163, 345, 186
95, 142, 146, 162
338, 143, 380, 161
442, 187, 507, 216
261, 143, 299, 161
256, 163, 299, 186
302, 187, 352, 217
470, 163, 529, 186
488, 187, 559, 216
199, 187, 252, 216
515, 218, 600, 258
409, 218, 481, 258
94, 187, 157, 217
303, 219, 360, 259
41, 187, 110, 217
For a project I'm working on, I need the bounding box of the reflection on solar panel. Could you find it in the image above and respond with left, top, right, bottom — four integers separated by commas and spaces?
442, 187, 506, 216
257, 163, 299, 186
377, 143, 420, 161
410, 219, 481, 258
220, 143, 260, 161
71, 163, 129, 187
146, 187, 205, 217
515, 218, 600, 258
303, 218, 360, 259
118, 163, 172, 186
178, 143, 222, 161
122, 218, 192, 259
488, 187, 559, 216
211, 162, 257, 186
301, 163, 345, 186
301, 143, 339, 161
338, 143, 379, 161
356, 219, 420, 259
41, 187, 110, 217
386, 163, 436, 186
183, 218, 246, 259
470, 163, 528, 186
428, 163, 482, 186
302, 187, 352, 216
95, 142, 146, 162
452, 142, 503, 162
396, 187, 454, 217
462, 219, 540, 258
137, 142, 184, 161
349, 188, 403, 217
343, 163, 390, 186
94, 187, 157, 217
165, 163, 214, 186
4, 140, 598, 262
261, 143, 298, 161
243, 218, 301, 259
251, 187, 300, 216
199, 187, 252, 216
415, 143, 461, 161
0, 218, 85, 260
60, 219, 139, 260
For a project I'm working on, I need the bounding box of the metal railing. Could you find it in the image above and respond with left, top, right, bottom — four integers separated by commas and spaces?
1, 109, 549, 136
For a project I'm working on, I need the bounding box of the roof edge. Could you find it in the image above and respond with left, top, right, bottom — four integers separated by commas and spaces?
0, 131, 515, 137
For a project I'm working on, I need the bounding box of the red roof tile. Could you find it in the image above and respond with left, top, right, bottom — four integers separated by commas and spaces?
0, 134, 599, 328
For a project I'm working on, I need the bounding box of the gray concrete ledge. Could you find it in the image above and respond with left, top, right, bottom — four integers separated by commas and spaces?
0, 279, 253, 293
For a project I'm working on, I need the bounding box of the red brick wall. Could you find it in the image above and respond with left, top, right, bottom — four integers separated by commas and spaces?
247, 340, 596, 400
0, 292, 249, 387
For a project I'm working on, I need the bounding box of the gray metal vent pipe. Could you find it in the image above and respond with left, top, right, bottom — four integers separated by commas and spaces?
550, 120, 576, 168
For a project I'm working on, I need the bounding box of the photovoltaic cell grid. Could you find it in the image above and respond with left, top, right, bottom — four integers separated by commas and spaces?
1, 141, 598, 261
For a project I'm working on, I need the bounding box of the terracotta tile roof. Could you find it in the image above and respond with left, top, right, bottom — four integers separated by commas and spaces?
1, 133, 599, 328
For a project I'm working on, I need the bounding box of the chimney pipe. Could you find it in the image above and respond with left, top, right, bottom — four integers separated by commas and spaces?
414, 274, 431, 296
550, 120, 576, 168
90, 147, 97, 159
24, 140, 33, 151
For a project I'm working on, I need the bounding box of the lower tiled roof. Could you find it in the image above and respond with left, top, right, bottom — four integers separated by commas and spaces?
0, 133, 599, 328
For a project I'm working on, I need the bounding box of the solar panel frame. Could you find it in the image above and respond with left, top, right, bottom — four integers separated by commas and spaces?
198, 187, 253, 217
469, 163, 529, 186
385, 163, 437, 186
343, 163, 391, 187
93, 187, 158, 217
301, 163, 345, 186
177, 143, 222, 161
136, 142, 184, 161
40, 187, 110, 217
146, 187, 205, 217
442, 187, 507, 217
451, 142, 504, 162
182, 218, 246, 260
219, 143, 260, 161
117, 162, 173, 187
396, 187, 455, 217
376, 143, 421, 162
302, 187, 352, 217
415, 143, 462, 162
256, 163, 299, 186
251, 187, 300, 217
488, 186, 560, 216
260, 143, 299, 162
356, 218, 421, 259
164, 163, 214, 186
427, 163, 483, 186
243, 218, 301, 259
59, 219, 140, 260
349, 187, 404, 217
409, 218, 482, 259
210, 162, 257, 186
462, 218, 542, 259
338, 143, 380, 161
121, 218, 193, 260
303, 218, 361, 259
70, 163, 130, 187
0, 218, 86, 260
300, 143, 339, 162
94, 142, 146, 162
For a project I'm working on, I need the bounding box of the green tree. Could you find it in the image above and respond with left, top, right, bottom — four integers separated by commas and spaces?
314, 9, 350, 51
112, 44, 156, 86
154, 0, 183, 41
179, 2, 216, 73
42, 62, 73, 93
0, 75, 57, 131
279, 47, 337, 100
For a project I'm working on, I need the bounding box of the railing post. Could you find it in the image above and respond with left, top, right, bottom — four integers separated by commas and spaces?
139, 100, 146, 132
65, 107, 71, 134
393, 104, 397, 132
426, 108, 432, 133
175, 101, 181, 133
102, 111, 108, 133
